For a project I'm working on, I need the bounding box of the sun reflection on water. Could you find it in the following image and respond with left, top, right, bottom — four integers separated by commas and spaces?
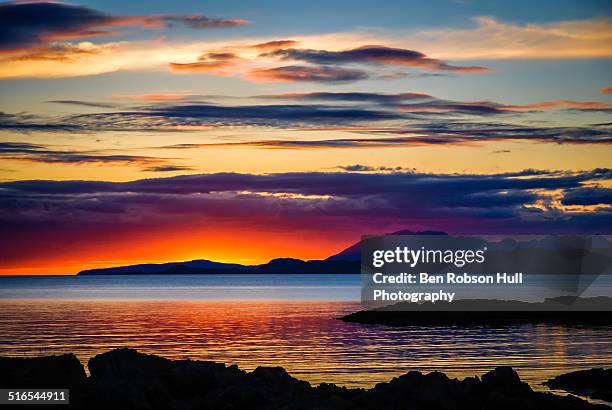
0, 300, 610, 389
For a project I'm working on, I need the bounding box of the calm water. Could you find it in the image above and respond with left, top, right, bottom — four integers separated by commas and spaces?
0, 275, 611, 391
0, 274, 359, 300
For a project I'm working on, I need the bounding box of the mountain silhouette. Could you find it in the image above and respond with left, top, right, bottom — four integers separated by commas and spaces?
327, 230, 448, 261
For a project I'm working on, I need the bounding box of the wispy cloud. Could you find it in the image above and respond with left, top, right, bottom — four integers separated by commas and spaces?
500, 100, 612, 113
261, 45, 490, 72
159, 15, 248, 29
173, 43, 490, 84
255, 92, 432, 104
46, 100, 118, 109
169, 52, 240, 73
256, 92, 612, 114
3, 93, 612, 139
158, 122, 612, 149
0, 142, 185, 170
0, 112, 75, 132
394, 100, 612, 115
251, 40, 299, 51
20, 103, 401, 131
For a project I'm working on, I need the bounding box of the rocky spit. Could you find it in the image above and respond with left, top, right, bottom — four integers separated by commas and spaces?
0, 348, 609, 409
544, 368, 612, 403
340, 298, 612, 326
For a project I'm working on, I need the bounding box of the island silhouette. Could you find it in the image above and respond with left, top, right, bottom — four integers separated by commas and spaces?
78, 232, 611, 277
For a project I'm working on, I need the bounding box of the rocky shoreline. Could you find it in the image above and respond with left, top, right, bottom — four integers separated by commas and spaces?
340, 309, 612, 326
544, 368, 612, 402
0, 348, 609, 409
340, 298, 612, 326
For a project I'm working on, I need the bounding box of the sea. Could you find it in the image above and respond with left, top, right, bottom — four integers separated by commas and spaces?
0, 274, 610, 394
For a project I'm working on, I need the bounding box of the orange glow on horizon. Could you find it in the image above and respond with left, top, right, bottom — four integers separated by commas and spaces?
0, 226, 358, 275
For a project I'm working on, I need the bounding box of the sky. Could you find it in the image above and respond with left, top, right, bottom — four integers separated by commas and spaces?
0, 0, 611, 274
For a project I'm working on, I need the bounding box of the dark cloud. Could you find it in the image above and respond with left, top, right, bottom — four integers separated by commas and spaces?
256, 92, 432, 104
253, 95, 509, 115
179, 138, 414, 149
562, 188, 612, 206
0, 1, 247, 51
403, 122, 612, 144
338, 165, 413, 172
250, 96, 609, 116
7, 169, 608, 197
254, 94, 611, 114
0, 1, 119, 51
249, 65, 370, 83
262, 45, 490, 73
142, 103, 398, 121
1, 170, 610, 235
394, 99, 611, 116
144, 166, 195, 172
398, 101, 507, 115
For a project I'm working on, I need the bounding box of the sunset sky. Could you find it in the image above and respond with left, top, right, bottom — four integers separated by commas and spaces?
0, 0, 611, 274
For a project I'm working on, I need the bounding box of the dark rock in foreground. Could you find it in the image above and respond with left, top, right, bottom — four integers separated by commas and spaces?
545, 368, 612, 402
0, 348, 608, 409
0, 353, 86, 388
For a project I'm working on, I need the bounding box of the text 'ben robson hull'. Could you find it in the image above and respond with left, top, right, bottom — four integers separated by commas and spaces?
372, 272, 523, 285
